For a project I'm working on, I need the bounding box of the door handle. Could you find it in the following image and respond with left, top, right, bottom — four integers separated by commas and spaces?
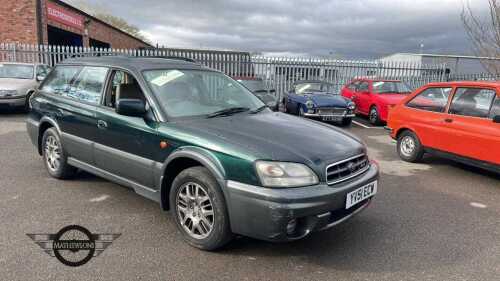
97, 120, 108, 129
444, 118, 453, 123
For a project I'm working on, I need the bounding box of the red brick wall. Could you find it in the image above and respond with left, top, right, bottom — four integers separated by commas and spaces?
41, 0, 149, 49
0, 0, 149, 49
86, 20, 149, 49
0, 0, 38, 44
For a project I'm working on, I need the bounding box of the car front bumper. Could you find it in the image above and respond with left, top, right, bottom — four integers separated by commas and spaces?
0, 96, 26, 107
303, 113, 356, 118
224, 162, 379, 242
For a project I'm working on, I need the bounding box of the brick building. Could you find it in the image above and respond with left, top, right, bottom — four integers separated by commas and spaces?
0, 0, 151, 49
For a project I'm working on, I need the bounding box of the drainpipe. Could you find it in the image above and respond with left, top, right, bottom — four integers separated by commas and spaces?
36, 0, 44, 45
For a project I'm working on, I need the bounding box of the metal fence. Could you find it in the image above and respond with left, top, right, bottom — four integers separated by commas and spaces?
1, 43, 498, 100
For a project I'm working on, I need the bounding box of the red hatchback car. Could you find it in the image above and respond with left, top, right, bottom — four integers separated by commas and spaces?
387, 81, 500, 173
341, 79, 412, 125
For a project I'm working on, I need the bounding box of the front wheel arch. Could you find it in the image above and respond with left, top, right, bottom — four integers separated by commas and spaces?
160, 148, 226, 211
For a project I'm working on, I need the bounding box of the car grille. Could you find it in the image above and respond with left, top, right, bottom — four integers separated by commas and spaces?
326, 154, 369, 185
317, 108, 346, 115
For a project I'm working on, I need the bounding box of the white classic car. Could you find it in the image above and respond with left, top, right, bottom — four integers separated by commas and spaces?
0, 62, 51, 111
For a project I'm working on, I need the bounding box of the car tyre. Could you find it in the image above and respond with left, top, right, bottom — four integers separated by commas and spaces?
282, 99, 288, 113
170, 166, 232, 251
369, 106, 381, 125
42, 128, 77, 179
298, 106, 305, 117
397, 130, 424, 163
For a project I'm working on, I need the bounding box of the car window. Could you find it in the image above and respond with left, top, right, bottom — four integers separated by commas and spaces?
36, 65, 50, 77
449, 88, 496, 119
490, 96, 500, 119
104, 70, 146, 108
357, 82, 369, 92
0, 63, 34, 79
406, 87, 452, 113
347, 81, 359, 90
144, 69, 263, 118
40, 66, 81, 95
372, 81, 411, 94
295, 82, 337, 94
66, 67, 108, 104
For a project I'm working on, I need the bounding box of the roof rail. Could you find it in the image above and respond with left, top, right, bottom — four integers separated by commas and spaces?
135, 56, 197, 63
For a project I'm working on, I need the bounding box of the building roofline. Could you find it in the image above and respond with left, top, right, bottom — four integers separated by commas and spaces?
382, 52, 500, 61
53, 0, 153, 47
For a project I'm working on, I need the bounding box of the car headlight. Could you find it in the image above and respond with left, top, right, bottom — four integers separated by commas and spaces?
305, 100, 315, 109
348, 102, 356, 110
255, 161, 319, 188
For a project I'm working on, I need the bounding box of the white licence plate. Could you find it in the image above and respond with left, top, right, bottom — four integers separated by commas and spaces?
346, 181, 377, 209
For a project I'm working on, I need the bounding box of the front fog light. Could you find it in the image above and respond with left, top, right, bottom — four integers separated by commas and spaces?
286, 219, 297, 235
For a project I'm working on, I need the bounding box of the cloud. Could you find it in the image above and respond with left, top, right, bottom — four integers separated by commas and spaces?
65, 0, 490, 58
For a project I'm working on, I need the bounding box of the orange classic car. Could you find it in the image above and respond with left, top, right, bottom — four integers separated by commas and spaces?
387, 81, 500, 173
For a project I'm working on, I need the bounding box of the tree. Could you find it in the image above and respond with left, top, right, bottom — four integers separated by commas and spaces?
461, 0, 500, 75
71, 1, 152, 44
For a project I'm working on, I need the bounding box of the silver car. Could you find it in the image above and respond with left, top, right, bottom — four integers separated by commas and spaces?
0, 62, 50, 111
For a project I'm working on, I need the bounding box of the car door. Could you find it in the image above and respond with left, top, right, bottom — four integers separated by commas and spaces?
93, 69, 163, 189
443, 87, 500, 164
38, 65, 100, 165
405, 86, 454, 151
355, 81, 370, 114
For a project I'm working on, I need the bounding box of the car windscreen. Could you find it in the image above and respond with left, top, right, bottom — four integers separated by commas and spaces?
238, 79, 266, 92
0, 64, 34, 79
295, 82, 337, 94
373, 81, 411, 94
255, 93, 277, 103
144, 69, 265, 118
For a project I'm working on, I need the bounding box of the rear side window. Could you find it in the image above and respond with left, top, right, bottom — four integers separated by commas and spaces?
66, 67, 109, 104
449, 88, 496, 119
406, 87, 452, 113
41, 66, 81, 95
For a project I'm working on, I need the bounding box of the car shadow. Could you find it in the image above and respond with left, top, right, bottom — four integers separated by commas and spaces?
0, 107, 26, 116
216, 172, 496, 274
420, 155, 500, 181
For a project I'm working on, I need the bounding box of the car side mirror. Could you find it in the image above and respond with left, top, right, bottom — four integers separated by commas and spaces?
116, 99, 146, 117
36, 75, 46, 82
493, 115, 500, 123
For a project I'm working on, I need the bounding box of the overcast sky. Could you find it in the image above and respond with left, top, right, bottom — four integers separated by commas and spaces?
66, 0, 490, 59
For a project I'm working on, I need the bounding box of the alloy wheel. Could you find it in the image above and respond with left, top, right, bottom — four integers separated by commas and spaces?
369, 108, 378, 123
176, 182, 215, 240
400, 136, 416, 157
44, 135, 61, 172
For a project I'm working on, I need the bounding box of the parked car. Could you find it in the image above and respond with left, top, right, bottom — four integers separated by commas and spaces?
0, 62, 51, 111
387, 81, 500, 173
284, 80, 356, 126
235, 77, 279, 111
341, 79, 412, 125
27, 56, 379, 250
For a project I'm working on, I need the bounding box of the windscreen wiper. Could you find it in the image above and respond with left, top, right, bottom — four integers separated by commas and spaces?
207, 107, 250, 118
249, 105, 267, 114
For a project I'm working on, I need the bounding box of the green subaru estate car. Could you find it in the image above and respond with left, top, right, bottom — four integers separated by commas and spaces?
27, 56, 379, 250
